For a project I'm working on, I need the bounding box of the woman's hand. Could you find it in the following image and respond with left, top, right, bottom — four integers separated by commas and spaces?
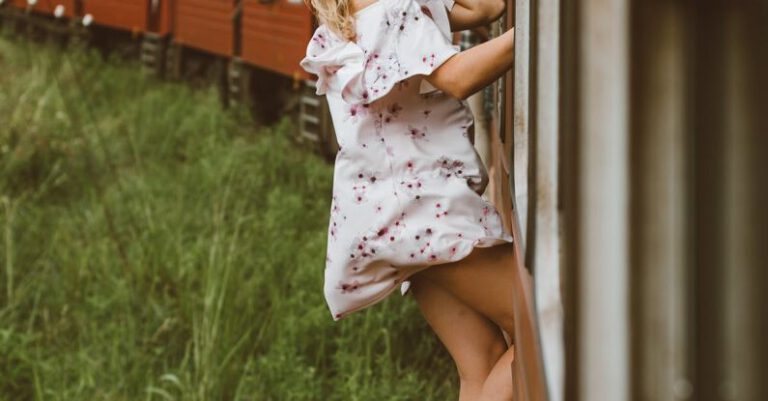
471, 26, 491, 42
447, 0, 508, 31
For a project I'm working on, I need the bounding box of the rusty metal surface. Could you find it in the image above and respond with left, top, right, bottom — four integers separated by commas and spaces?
482, 1, 549, 399
531, 0, 564, 398
241, 0, 312, 79
511, 0, 530, 252
174, 0, 236, 56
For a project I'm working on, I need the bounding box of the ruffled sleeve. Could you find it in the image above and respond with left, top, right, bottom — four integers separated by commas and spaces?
299, 0, 461, 105
417, 0, 454, 42
416, 0, 457, 94
299, 24, 366, 99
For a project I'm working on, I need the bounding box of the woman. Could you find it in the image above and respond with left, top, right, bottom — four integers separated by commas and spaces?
299, 0, 516, 398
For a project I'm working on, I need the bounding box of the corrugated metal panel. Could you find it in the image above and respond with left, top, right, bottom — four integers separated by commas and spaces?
484, 2, 550, 399
531, 0, 565, 399
83, 0, 148, 32
512, 0, 531, 252
81, 0, 172, 35
630, 3, 690, 400
174, 0, 235, 56
576, 0, 631, 399
507, 0, 565, 398
241, 0, 312, 79
155, 0, 173, 36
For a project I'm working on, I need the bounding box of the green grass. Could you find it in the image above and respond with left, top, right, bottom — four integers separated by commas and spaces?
0, 35, 456, 401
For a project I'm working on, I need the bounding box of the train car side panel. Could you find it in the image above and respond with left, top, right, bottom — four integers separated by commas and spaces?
241, 0, 312, 79
174, 0, 235, 56
11, 0, 76, 17
156, 0, 174, 36
83, 0, 148, 32
82, 0, 172, 35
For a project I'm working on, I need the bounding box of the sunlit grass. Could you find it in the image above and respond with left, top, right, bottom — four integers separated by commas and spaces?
0, 34, 456, 401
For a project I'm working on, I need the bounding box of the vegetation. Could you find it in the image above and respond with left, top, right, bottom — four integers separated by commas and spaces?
0, 35, 456, 401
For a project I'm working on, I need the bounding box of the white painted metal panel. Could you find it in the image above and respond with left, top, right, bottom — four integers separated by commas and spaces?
513, 0, 531, 252
632, 4, 691, 399
532, 0, 564, 400
577, 0, 630, 400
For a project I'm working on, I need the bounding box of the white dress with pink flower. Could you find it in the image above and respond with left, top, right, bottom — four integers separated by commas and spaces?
300, 0, 513, 321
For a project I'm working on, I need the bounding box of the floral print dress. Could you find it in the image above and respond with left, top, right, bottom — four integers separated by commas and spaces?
300, 0, 513, 321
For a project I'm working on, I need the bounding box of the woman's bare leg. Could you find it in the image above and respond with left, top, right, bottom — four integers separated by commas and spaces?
414, 242, 521, 400
409, 273, 508, 401
418, 242, 519, 335
479, 342, 515, 401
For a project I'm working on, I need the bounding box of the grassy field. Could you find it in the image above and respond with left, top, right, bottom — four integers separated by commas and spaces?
0, 36, 456, 401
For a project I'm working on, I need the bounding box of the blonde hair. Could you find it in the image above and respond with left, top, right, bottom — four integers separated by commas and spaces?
305, 0, 357, 41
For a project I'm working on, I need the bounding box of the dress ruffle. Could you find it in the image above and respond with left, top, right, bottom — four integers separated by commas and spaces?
299, 0, 461, 105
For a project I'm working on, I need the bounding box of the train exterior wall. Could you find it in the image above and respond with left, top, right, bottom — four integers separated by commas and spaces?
82, 0, 173, 35
11, 0, 76, 17
241, 0, 313, 80
174, 0, 235, 56
83, 0, 148, 33
156, 0, 173, 36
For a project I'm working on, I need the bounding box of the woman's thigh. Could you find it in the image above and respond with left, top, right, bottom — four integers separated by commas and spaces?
414, 242, 519, 335
408, 274, 508, 384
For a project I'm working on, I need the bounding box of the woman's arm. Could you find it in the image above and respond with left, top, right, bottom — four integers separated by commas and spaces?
447, 0, 507, 31
425, 28, 514, 100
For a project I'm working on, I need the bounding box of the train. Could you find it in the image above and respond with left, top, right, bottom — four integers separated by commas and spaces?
0, 0, 339, 154
0, 0, 511, 170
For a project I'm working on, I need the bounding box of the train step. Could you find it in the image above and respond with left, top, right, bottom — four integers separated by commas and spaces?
140, 33, 167, 77
227, 57, 251, 108
300, 95, 320, 108
299, 80, 338, 159
299, 80, 322, 142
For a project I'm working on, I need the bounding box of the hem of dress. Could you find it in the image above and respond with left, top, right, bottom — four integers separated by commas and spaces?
330, 233, 514, 321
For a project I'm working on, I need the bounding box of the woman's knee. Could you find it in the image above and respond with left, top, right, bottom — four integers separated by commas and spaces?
409, 274, 509, 384
454, 332, 508, 384
494, 312, 516, 339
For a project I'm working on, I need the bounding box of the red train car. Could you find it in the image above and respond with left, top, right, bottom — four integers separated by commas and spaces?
240, 0, 313, 80
10, 0, 76, 18
83, 0, 173, 35
173, 0, 237, 56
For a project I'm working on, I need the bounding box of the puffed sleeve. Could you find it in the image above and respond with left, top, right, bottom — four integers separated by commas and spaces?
299, 0, 461, 105
299, 24, 368, 99
416, 0, 454, 41
415, 0, 457, 94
